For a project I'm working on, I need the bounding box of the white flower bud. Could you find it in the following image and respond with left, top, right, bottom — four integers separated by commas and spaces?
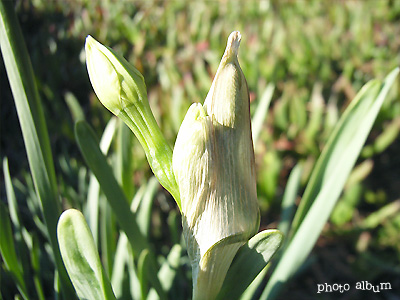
85, 35, 147, 116
173, 31, 260, 300
85, 35, 181, 205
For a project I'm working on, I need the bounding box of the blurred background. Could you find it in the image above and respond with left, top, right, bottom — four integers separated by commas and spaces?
1, 0, 399, 299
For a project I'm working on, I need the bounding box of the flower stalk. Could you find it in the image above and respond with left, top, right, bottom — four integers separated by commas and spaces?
85, 36, 180, 208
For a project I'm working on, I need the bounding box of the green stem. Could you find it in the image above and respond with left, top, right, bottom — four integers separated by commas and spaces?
118, 107, 181, 210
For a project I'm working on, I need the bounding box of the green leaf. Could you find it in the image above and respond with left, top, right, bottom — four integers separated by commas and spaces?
261, 67, 399, 300
74, 120, 166, 299
0, 2, 75, 298
251, 83, 274, 147
111, 178, 161, 299
217, 230, 283, 300
116, 119, 134, 200
157, 244, 182, 292
75, 120, 147, 252
360, 200, 400, 230
57, 209, 117, 300
147, 244, 182, 300
30, 235, 46, 300
291, 67, 399, 236
304, 82, 324, 142
85, 117, 117, 248
330, 183, 362, 226
136, 177, 159, 236
65, 92, 85, 122
3, 158, 21, 236
111, 184, 147, 298
138, 249, 150, 300
0, 203, 28, 300
2, 158, 33, 299
278, 163, 303, 237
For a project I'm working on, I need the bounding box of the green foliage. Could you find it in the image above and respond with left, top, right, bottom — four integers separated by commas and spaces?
217, 230, 283, 300
1, 1, 399, 299
0, 202, 28, 300
0, 1, 76, 298
261, 67, 399, 300
57, 209, 117, 300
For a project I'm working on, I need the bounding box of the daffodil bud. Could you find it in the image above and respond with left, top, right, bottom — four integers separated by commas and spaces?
85, 36, 180, 206
85, 35, 147, 116
173, 31, 260, 300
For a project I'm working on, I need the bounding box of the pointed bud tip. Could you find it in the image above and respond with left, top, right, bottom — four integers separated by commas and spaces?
225, 31, 241, 58
85, 35, 95, 50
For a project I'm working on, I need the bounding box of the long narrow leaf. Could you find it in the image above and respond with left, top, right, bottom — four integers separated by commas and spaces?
85, 117, 117, 247
3, 158, 33, 298
3, 158, 21, 235
110, 232, 131, 298
111, 184, 147, 298
75, 120, 147, 252
0, 203, 28, 300
148, 244, 183, 300
137, 249, 150, 300
251, 83, 275, 147
136, 177, 159, 236
278, 163, 303, 237
75, 120, 166, 299
116, 119, 134, 199
0, 2, 75, 298
291, 69, 398, 235
261, 67, 399, 300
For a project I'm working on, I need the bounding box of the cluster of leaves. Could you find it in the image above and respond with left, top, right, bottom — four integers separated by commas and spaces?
1, 1, 399, 299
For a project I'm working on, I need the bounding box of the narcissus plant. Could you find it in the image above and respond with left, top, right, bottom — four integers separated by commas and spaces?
58, 31, 283, 300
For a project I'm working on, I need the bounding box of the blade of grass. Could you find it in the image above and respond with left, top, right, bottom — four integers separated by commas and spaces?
291, 67, 399, 236
85, 117, 117, 247
360, 199, 400, 230
128, 250, 142, 300
3, 158, 21, 237
3, 158, 35, 299
278, 163, 303, 237
65, 92, 85, 122
136, 177, 159, 236
75, 120, 166, 299
261, 67, 399, 300
100, 195, 115, 277
251, 83, 274, 147
110, 231, 130, 299
111, 183, 146, 298
304, 82, 324, 142
0, 203, 29, 300
148, 244, 182, 300
0, 203, 28, 300
30, 235, 46, 300
138, 249, 150, 300
0, 2, 75, 298
75, 120, 147, 253
116, 119, 134, 200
